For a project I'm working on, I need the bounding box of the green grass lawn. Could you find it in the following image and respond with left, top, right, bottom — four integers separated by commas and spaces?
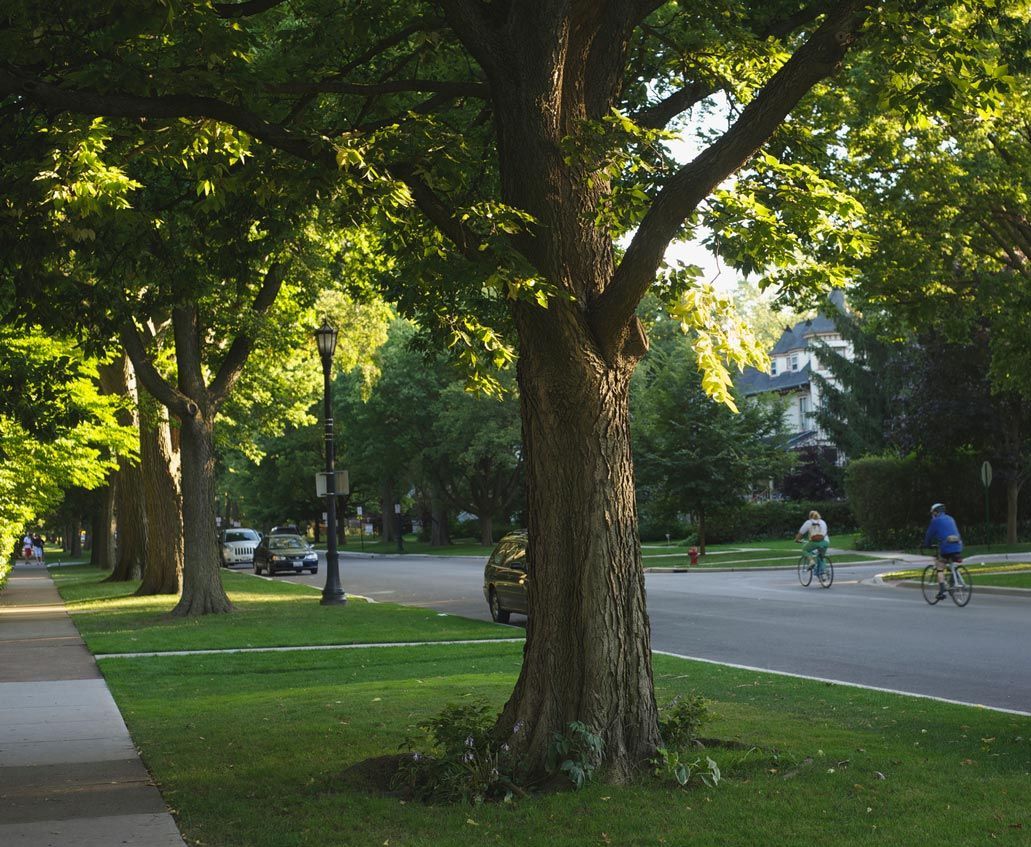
314, 536, 495, 557
55, 565, 1031, 846
974, 571, 1031, 589
644, 536, 874, 569
96, 645, 1031, 847
878, 563, 1031, 584
49, 566, 515, 655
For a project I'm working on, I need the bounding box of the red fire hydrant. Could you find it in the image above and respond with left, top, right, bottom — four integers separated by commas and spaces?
688, 546, 699, 566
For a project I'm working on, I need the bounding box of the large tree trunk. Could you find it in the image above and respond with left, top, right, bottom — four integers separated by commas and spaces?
173, 413, 231, 615
497, 315, 660, 782
89, 484, 116, 570
137, 395, 183, 595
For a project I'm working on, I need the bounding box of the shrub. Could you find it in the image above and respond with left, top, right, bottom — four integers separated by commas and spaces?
658, 694, 711, 750
547, 721, 604, 789
392, 700, 520, 804
705, 500, 855, 543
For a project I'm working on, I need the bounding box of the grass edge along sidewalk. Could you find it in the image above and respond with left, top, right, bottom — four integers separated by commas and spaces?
53, 566, 1031, 847
878, 562, 1031, 591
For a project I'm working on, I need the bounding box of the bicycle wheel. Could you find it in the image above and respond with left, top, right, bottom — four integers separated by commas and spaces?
921, 565, 942, 605
797, 555, 813, 586
817, 557, 834, 588
949, 565, 972, 607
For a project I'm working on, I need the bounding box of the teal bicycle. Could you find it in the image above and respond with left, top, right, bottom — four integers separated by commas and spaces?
797, 546, 833, 588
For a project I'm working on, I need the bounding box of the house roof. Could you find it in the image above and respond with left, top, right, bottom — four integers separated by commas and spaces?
769, 290, 846, 355
738, 361, 812, 396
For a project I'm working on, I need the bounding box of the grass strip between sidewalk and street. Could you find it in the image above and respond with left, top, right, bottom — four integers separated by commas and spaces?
878, 562, 1031, 587
51, 565, 1031, 847
49, 565, 515, 655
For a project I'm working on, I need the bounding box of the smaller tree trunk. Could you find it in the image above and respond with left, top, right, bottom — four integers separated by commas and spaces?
137, 396, 183, 595
698, 510, 707, 555
1006, 479, 1019, 545
108, 461, 147, 581
430, 488, 450, 547
480, 514, 494, 547
380, 483, 395, 543
89, 485, 116, 570
172, 414, 232, 616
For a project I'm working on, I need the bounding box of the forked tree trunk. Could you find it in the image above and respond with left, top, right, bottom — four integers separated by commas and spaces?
137, 395, 183, 595
497, 316, 660, 782
173, 414, 231, 615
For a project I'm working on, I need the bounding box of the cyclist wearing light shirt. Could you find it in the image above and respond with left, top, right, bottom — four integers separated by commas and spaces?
795, 510, 830, 575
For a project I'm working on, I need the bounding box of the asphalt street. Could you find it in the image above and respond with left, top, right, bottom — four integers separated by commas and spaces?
253, 553, 1031, 715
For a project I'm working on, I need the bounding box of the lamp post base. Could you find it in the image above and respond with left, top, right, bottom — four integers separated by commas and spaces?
320, 590, 347, 606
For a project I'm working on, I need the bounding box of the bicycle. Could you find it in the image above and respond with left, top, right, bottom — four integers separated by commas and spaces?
797, 547, 833, 588
920, 552, 972, 607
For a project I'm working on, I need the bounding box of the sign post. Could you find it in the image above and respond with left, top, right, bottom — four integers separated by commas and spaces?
981, 460, 992, 548
356, 506, 364, 552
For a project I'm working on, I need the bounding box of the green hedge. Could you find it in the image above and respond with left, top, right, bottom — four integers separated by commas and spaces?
701, 500, 855, 544
844, 453, 1028, 549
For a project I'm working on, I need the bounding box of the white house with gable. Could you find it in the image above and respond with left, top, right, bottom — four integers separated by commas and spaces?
737, 290, 852, 451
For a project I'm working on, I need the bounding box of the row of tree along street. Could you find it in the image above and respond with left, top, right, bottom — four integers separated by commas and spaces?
2, 1, 1028, 782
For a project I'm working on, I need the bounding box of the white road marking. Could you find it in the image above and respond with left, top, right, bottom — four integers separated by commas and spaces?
653, 650, 1031, 717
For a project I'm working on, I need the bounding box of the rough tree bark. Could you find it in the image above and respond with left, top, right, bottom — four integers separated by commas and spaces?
99, 354, 147, 582
498, 306, 659, 782
136, 392, 183, 595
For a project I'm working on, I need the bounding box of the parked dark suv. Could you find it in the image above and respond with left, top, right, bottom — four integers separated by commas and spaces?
482, 531, 527, 624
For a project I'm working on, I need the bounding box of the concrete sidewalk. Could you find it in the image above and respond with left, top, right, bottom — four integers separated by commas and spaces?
0, 560, 185, 847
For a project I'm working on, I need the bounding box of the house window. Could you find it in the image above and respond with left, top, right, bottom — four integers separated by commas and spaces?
770, 359, 778, 376
789, 353, 799, 371
799, 395, 812, 424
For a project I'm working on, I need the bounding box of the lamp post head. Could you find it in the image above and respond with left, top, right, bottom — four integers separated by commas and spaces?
315, 319, 338, 362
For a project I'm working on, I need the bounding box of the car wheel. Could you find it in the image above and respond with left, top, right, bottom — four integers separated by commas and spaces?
309, 568, 318, 574
489, 588, 510, 624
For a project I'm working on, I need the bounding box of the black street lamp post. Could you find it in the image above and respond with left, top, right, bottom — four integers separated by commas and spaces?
316, 320, 346, 606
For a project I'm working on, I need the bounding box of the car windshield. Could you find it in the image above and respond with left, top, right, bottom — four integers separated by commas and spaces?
225, 530, 258, 543
269, 535, 307, 551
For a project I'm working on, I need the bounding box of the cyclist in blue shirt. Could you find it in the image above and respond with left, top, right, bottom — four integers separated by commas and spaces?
923, 503, 963, 601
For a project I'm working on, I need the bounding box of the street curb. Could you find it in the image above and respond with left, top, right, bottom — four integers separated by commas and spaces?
644, 558, 894, 574
871, 572, 1031, 598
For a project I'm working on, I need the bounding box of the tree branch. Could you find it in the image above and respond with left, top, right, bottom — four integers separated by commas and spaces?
390, 162, 488, 262
213, 0, 288, 18
336, 16, 446, 78
591, 1, 868, 362
268, 79, 487, 98
437, 0, 503, 79
632, 80, 720, 129
208, 261, 289, 408
121, 323, 196, 420
0, 67, 337, 169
